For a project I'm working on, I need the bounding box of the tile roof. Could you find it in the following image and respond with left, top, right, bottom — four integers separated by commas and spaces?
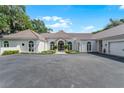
67, 33, 93, 40
1, 24, 124, 40
40, 30, 71, 39
1, 29, 44, 40
39, 30, 93, 40
92, 24, 124, 39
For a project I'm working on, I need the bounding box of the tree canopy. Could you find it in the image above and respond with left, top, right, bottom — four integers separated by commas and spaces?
93, 18, 124, 34
0, 5, 50, 35
31, 19, 48, 33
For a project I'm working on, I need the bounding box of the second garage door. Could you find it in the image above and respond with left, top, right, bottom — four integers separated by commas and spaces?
109, 41, 124, 57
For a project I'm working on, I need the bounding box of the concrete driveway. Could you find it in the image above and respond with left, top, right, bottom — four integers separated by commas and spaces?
0, 53, 124, 88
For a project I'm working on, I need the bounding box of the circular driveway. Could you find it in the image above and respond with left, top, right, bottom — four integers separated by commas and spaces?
0, 53, 124, 88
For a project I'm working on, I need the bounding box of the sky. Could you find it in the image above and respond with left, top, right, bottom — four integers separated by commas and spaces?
26, 5, 124, 33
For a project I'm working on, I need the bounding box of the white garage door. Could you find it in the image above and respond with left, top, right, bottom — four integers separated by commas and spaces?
110, 41, 124, 57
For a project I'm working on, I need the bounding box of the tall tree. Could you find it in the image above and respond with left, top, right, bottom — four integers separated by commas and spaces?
120, 19, 124, 23
0, 14, 10, 34
0, 5, 50, 34
0, 5, 32, 34
31, 19, 48, 33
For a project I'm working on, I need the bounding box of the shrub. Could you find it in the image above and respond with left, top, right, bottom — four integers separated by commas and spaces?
53, 45, 57, 50
64, 44, 68, 50
65, 50, 79, 54
2, 50, 19, 55
41, 50, 56, 55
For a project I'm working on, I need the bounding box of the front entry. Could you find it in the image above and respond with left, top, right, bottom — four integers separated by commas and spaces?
58, 41, 64, 51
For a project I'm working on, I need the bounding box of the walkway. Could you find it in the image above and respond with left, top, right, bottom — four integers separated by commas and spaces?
55, 51, 66, 54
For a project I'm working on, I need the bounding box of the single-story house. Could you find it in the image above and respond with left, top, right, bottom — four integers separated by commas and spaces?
0, 24, 124, 57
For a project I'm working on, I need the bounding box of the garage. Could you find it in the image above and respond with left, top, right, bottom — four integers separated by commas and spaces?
109, 41, 124, 57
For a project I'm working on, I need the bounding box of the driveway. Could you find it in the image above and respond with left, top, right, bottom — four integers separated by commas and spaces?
0, 53, 124, 88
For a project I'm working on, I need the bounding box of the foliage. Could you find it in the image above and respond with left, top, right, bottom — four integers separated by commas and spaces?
64, 44, 68, 50
92, 18, 124, 34
0, 5, 50, 35
31, 19, 48, 33
0, 5, 31, 34
53, 45, 57, 50
47, 28, 53, 32
2, 50, 19, 55
41, 50, 56, 55
0, 14, 10, 34
65, 50, 79, 54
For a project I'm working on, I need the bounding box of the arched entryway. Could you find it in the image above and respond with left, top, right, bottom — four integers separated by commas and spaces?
87, 42, 91, 52
58, 41, 64, 51
29, 41, 34, 52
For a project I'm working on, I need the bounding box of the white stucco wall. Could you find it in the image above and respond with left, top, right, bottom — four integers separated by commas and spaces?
37, 40, 46, 52
76, 40, 97, 52
46, 39, 97, 52
0, 39, 41, 54
79, 41, 87, 52
0, 40, 21, 54
18, 40, 38, 53
1, 37, 123, 57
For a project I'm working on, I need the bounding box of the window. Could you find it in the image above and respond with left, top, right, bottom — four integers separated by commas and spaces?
105, 44, 107, 46
50, 42, 55, 50
22, 43, 25, 46
78, 42, 80, 51
68, 42, 72, 50
29, 41, 34, 52
87, 42, 91, 52
4, 41, 9, 47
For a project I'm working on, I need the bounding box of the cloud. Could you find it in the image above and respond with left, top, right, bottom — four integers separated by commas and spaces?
47, 22, 70, 28
41, 16, 72, 28
42, 16, 52, 21
82, 25, 96, 33
83, 25, 95, 30
52, 16, 62, 21
42, 16, 62, 21
119, 5, 124, 9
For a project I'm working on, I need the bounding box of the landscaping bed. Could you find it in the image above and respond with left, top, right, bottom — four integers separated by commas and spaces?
41, 50, 56, 55
2, 50, 19, 55
65, 50, 79, 54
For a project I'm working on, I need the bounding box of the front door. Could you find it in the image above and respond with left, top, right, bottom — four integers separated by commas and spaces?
58, 41, 64, 51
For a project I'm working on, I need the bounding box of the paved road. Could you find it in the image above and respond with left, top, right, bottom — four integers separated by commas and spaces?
0, 53, 124, 88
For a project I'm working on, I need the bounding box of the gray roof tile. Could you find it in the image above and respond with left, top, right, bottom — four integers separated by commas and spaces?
1, 24, 124, 40
93, 24, 124, 39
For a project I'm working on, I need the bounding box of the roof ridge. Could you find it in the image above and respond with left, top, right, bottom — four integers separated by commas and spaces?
94, 23, 124, 35
30, 30, 40, 39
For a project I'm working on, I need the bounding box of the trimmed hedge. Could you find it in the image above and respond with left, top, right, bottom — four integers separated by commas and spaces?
41, 50, 56, 55
65, 50, 79, 54
2, 50, 19, 55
